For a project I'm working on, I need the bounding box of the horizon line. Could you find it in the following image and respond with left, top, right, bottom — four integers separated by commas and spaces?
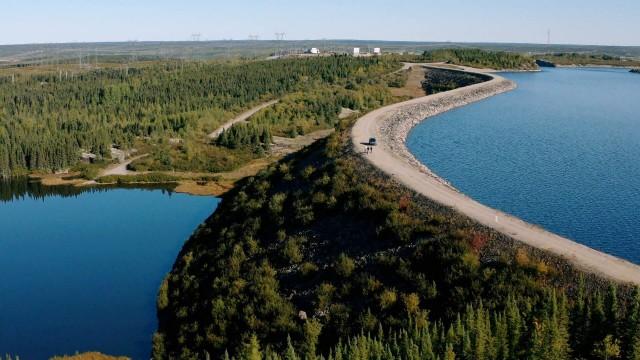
1, 39, 639, 48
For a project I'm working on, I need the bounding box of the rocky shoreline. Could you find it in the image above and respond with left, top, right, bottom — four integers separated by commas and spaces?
352, 68, 640, 285
378, 74, 516, 190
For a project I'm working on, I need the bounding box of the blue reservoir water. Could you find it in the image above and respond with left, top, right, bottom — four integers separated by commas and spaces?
0, 181, 219, 359
407, 68, 640, 264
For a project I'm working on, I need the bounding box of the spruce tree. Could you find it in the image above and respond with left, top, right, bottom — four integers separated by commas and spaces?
284, 336, 297, 360
627, 288, 640, 359
241, 335, 262, 360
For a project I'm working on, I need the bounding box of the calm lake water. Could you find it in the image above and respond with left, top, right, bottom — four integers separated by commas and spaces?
407, 67, 640, 264
0, 180, 219, 359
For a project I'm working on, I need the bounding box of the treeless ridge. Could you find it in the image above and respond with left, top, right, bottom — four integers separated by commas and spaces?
352, 65, 640, 285
390, 65, 429, 99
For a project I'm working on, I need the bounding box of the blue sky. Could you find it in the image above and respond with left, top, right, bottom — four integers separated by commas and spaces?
2, 0, 639, 46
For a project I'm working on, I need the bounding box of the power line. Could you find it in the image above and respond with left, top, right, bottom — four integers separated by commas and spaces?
275, 33, 286, 57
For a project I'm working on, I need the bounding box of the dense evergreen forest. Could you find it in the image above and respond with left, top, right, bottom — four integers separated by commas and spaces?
0, 56, 396, 176
154, 117, 640, 359
249, 85, 395, 138
418, 49, 538, 70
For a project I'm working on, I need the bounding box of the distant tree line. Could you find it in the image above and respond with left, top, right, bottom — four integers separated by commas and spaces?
540, 53, 640, 67
420, 49, 538, 70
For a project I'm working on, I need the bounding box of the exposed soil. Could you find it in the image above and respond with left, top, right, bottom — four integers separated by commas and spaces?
390, 65, 428, 99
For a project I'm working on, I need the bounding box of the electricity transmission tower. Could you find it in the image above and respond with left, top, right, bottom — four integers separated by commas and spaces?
248, 35, 260, 58
275, 32, 286, 57
222, 38, 233, 58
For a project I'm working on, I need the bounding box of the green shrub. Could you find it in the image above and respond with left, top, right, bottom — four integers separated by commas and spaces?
334, 253, 355, 278
378, 289, 398, 310
96, 173, 180, 184
283, 238, 303, 264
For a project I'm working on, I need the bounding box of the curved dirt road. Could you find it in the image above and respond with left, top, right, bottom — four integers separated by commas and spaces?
208, 100, 279, 139
352, 65, 640, 285
100, 154, 149, 177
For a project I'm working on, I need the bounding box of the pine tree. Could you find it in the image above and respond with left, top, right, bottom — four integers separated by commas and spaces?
629, 334, 640, 360
592, 291, 607, 343
605, 284, 620, 338
592, 335, 621, 360
548, 291, 570, 360
505, 296, 522, 360
284, 335, 298, 360
241, 334, 263, 360
493, 313, 508, 360
627, 288, 640, 360
444, 343, 456, 360
473, 303, 488, 360
303, 320, 322, 360
572, 277, 589, 355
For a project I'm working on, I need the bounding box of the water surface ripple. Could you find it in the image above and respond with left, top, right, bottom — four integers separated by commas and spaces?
407, 68, 640, 264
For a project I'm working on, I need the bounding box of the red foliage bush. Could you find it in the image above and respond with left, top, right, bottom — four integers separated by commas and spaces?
469, 233, 489, 253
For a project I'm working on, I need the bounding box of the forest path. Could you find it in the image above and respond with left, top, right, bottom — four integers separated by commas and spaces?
207, 100, 279, 139
100, 154, 149, 177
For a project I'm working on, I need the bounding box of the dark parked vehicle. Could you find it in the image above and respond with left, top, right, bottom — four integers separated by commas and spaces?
369, 137, 377, 146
